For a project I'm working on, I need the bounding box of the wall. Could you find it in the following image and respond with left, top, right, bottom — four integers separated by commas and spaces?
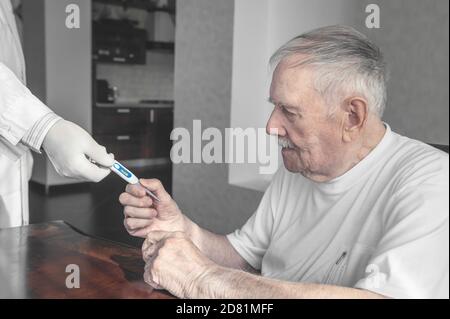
22, 0, 46, 102
357, 0, 449, 144
267, 0, 359, 52
97, 51, 174, 102
228, 0, 272, 191
173, 0, 263, 234
44, 0, 92, 131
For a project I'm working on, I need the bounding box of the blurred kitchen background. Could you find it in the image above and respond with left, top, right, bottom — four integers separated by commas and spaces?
14, 0, 448, 247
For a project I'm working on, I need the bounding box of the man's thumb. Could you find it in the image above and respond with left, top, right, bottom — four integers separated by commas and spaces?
145, 231, 172, 245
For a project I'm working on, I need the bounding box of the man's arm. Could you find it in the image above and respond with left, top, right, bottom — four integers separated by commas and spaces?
142, 231, 386, 299
186, 220, 257, 273
196, 265, 385, 299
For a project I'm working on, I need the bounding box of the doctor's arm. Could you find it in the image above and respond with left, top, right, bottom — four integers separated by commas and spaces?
0, 62, 114, 182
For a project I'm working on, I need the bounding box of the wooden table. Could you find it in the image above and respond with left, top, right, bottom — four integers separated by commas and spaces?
0, 221, 175, 299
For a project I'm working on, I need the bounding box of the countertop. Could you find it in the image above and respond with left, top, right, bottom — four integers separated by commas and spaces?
96, 101, 174, 109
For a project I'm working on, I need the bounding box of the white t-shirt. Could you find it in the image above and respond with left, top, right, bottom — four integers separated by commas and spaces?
227, 125, 449, 299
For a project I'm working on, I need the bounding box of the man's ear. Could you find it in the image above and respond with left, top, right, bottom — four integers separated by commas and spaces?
341, 97, 368, 143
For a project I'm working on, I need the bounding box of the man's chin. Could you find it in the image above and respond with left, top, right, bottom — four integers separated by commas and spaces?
281, 150, 310, 177
283, 162, 310, 179
281, 151, 301, 173
282, 157, 328, 182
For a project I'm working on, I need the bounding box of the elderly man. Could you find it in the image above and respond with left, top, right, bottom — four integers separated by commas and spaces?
119, 26, 449, 299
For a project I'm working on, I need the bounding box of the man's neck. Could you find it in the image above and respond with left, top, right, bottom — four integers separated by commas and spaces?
340, 119, 387, 176
311, 119, 387, 182
358, 119, 386, 160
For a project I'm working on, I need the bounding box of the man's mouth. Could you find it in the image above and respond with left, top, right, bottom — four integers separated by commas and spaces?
278, 138, 295, 149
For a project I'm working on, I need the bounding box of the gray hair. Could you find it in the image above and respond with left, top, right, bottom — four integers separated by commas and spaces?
270, 25, 388, 117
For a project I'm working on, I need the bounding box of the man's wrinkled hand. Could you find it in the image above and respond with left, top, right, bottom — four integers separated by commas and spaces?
119, 179, 188, 238
142, 231, 216, 298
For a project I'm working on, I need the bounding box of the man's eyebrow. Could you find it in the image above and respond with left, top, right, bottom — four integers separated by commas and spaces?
267, 97, 299, 110
268, 97, 288, 106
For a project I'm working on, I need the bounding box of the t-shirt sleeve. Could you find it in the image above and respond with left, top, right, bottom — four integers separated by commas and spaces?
226, 168, 285, 270
355, 156, 449, 299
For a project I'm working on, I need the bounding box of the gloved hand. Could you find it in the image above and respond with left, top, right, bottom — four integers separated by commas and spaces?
42, 120, 115, 182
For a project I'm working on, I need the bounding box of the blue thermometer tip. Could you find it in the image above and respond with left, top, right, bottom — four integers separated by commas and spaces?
110, 161, 160, 202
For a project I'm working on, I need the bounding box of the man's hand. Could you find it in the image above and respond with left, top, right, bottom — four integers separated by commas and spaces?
119, 179, 253, 272
142, 231, 216, 298
119, 179, 189, 238
43, 120, 114, 182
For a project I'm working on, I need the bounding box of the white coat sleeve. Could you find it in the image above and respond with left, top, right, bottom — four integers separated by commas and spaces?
0, 62, 59, 157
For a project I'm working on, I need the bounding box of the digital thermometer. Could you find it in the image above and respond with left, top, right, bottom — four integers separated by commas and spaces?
110, 161, 160, 202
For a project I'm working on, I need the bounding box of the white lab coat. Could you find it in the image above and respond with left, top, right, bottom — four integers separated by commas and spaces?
0, 1, 52, 228
1, 3, 30, 297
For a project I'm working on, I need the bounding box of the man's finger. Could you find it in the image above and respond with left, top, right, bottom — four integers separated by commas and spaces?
145, 230, 174, 245
123, 206, 157, 219
119, 192, 153, 208
142, 241, 161, 261
124, 217, 152, 231
125, 183, 147, 197
139, 179, 171, 202
127, 226, 153, 238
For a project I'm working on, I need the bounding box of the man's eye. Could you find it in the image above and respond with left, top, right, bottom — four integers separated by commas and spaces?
281, 106, 296, 117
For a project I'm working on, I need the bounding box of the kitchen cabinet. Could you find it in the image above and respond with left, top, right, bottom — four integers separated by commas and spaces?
93, 19, 148, 65
91, 0, 176, 164
92, 0, 175, 65
92, 105, 173, 161
22, 0, 175, 192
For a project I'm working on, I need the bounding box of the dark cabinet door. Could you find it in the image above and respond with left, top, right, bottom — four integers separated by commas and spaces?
94, 133, 155, 161
93, 107, 149, 135
92, 106, 173, 160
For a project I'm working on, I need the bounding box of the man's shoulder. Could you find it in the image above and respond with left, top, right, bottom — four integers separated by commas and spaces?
388, 132, 449, 192
380, 133, 448, 233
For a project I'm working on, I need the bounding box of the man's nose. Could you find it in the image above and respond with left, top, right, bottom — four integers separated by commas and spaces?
266, 108, 285, 137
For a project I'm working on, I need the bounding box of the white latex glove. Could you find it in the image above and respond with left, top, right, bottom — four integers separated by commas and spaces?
42, 120, 115, 182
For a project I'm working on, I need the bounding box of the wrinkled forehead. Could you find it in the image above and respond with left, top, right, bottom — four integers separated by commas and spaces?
270, 56, 317, 96
272, 52, 315, 73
